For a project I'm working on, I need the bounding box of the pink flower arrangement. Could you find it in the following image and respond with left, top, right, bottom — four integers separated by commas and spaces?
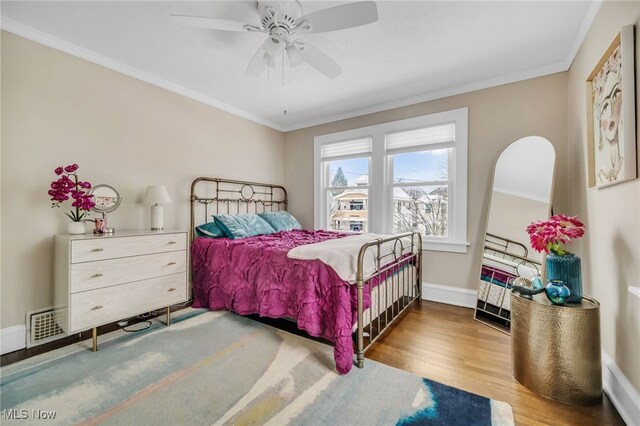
526, 214, 585, 255
49, 164, 95, 222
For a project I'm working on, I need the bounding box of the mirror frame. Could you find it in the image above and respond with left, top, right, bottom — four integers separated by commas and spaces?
89, 184, 122, 214
474, 136, 556, 334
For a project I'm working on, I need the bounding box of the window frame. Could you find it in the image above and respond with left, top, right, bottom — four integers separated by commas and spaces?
320, 153, 372, 234
314, 108, 468, 253
387, 147, 453, 240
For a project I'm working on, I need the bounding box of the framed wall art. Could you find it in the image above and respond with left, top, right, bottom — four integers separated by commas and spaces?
586, 25, 637, 189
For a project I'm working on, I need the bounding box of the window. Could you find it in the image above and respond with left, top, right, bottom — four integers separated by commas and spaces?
350, 201, 364, 210
318, 138, 371, 233
388, 124, 454, 239
314, 108, 468, 252
350, 221, 364, 231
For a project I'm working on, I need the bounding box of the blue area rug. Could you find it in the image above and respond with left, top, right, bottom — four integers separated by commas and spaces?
1, 309, 514, 425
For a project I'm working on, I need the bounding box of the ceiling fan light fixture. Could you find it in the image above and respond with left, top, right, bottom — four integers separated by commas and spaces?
286, 45, 304, 67
264, 36, 283, 57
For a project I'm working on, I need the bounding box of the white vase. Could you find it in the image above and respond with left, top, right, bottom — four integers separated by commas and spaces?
68, 221, 86, 235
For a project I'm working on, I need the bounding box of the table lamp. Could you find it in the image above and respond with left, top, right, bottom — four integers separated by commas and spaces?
143, 185, 172, 230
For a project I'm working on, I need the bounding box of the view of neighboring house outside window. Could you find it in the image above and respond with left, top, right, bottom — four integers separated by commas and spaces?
330, 174, 369, 232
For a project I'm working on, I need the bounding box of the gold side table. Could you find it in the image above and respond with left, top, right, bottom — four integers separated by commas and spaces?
511, 292, 602, 405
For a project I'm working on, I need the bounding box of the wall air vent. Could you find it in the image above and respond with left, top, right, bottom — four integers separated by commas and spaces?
26, 307, 66, 348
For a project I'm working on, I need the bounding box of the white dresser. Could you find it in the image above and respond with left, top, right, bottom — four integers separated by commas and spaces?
54, 230, 188, 350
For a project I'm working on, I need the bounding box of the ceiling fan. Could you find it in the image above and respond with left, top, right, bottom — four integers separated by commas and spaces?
172, 1, 378, 79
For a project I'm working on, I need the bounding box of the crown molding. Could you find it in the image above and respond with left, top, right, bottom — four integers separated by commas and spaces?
0, 18, 286, 132
281, 60, 569, 132
1, 1, 602, 133
564, 0, 603, 70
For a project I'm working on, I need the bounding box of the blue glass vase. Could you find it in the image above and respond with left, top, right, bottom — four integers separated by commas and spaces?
545, 279, 571, 305
546, 253, 582, 303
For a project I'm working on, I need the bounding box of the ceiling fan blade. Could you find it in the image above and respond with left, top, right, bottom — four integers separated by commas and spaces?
298, 40, 342, 79
245, 46, 269, 77
296, 1, 378, 34
171, 15, 251, 32
286, 45, 304, 67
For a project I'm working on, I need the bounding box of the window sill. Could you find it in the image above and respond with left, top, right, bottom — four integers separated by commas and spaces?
422, 240, 469, 254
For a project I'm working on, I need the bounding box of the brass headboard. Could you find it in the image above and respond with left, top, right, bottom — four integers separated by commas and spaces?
189, 177, 288, 242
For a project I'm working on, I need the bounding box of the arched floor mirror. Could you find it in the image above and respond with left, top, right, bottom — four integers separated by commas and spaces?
474, 136, 556, 333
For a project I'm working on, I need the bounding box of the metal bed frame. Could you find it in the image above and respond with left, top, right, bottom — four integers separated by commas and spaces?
475, 233, 541, 333
190, 177, 422, 369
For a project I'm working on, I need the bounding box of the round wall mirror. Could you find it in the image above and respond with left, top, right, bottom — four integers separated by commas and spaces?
89, 184, 121, 214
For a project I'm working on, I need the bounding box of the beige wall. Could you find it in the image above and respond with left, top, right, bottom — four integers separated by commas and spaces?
566, 1, 640, 391
487, 191, 549, 263
0, 32, 285, 328
285, 73, 568, 291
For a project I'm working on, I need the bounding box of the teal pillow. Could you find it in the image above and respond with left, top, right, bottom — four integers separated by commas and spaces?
213, 214, 276, 239
258, 211, 302, 232
195, 221, 226, 238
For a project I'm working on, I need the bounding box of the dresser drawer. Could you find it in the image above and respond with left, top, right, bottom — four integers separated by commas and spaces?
70, 251, 186, 293
70, 272, 187, 332
71, 233, 186, 263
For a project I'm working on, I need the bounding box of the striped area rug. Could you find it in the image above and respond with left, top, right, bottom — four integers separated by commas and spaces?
1, 309, 514, 425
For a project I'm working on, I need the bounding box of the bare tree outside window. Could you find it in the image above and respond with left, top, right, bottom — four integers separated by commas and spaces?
393, 186, 448, 236
392, 152, 449, 237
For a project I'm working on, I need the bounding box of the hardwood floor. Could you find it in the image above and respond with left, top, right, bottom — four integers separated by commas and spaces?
366, 300, 624, 426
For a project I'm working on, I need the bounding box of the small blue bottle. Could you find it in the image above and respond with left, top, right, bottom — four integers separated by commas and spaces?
545, 279, 571, 305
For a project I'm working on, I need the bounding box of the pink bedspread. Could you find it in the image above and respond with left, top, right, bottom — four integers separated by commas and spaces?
191, 229, 366, 373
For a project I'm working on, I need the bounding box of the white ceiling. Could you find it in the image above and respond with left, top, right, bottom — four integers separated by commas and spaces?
1, 1, 599, 131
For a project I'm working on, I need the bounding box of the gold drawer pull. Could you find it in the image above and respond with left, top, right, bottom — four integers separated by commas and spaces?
91, 273, 104, 278
168, 288, 176, 292
168, 241, 177, 245
167, 262, 177, 266
92, 248, 104, 252
91, 305, 103, 311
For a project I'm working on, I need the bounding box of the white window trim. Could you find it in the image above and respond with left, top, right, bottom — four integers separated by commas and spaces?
314, 108, 468, 253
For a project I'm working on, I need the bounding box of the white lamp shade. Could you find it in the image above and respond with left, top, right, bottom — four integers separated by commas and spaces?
143, 185, 172, 204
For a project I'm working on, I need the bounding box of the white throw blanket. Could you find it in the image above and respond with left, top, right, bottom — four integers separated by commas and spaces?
287, 233, 415, 283
482, 253, 539, 279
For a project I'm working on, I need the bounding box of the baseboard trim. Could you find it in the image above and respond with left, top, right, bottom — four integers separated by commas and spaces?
1, 324, 27, 355
422, 282, 477, 308
602, 350, 640, 426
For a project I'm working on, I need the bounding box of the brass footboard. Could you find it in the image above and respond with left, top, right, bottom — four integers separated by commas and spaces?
355, 232, 423, 368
